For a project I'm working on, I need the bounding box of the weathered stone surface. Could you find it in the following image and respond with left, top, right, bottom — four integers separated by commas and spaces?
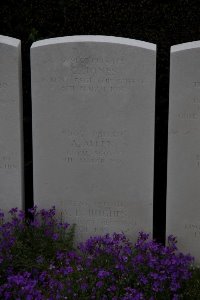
31, 35, 156, 242
0, 35, 24, 211
167, 41, 200, 263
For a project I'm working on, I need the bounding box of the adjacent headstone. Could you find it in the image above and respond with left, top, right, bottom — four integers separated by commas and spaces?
167, 41, 200, 263
0, 35, 24, 211
31, 35, 156, 242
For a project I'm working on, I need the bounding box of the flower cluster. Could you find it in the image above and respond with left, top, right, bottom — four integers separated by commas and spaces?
0, 207, 194, 299
0, 206, 75, 287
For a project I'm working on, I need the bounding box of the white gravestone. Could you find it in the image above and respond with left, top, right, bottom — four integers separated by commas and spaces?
31, 36, 156, 242
0, 35, 24, 211
167, 41, 200, 263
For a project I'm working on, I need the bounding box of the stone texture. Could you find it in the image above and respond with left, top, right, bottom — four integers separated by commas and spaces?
167, 41, 200, 263
0, 35, 24, 211
31, 35, 156, 242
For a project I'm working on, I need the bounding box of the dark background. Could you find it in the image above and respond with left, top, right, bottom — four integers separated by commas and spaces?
0, 0, 200, 243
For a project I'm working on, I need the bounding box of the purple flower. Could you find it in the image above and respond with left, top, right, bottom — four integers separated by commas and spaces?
36, 256, 44, 264
52, 233, 59, 241
0, 207, 194, 299
62, 266, 73, 275
107, 285, 117, 292
80, 282, 88, 291
97, 270, 110, 279
8, 207, 18, 215
96, 281, 103, 288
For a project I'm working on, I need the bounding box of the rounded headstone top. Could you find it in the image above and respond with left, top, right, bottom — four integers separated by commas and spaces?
0, 35, 20, 47
31, 35, 156, 51
171, 41, 200, 53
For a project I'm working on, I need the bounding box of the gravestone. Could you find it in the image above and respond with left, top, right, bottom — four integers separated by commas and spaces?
31, 35, 156, 242
167, 41, 200, 263
0, 35, 24, 211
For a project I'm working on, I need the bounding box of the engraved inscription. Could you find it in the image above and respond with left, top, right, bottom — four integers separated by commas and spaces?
49, 56, 144, 93
193, 81, 200, 87
195, 154, 200, 167
73, 208, 126, 218
62, 128, 127, 164
0, 154, 17, 170
177, 96, 200, 120
61, 199, 130, 219
185, 223, 200, 238
177, 113, 198, 120
63, 56, 125, 65
51, 76, 137, 93
61, 198, 136, 236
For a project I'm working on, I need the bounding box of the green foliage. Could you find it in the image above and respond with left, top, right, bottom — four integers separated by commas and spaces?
181, 267, 200, 299
11, 222, 75, 273
0, 207, 75, 284
28, 28, 40, 42
0, 207, 199, 299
